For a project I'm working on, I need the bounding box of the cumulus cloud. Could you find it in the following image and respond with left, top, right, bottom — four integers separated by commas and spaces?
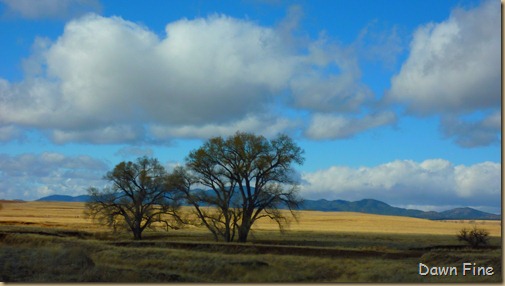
0, 0, 101, 20
384, 0, 500, 148
301, 159, 500, 211
0, 11, 378, 143
0, 14, 291, 142
289, 40, 373, 113
0, 152, 109, 200
386, 0, 500, 115
305, 111, 396, 140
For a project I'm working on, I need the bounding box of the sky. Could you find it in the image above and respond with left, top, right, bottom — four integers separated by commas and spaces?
0, 0, 501, 214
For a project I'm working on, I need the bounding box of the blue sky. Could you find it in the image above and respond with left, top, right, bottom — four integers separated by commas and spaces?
0, 0, 501, 214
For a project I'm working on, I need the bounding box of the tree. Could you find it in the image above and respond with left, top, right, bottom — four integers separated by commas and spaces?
85, 156, 183, 240
171, 166, 240, 242
179, 132, 304, 243
457, 226, 490, 248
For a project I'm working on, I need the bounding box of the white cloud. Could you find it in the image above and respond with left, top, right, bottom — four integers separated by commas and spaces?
454, 161, 500, 198
1, 14, 291, 141
301, 159, 500, 209
0, 0, 101, 20
289, 39, 373, 113
152, 15, 296, 123
386, 0, 500, 115
0, 152, 109, 200
0, 12, 377, 143
305, 111, 396, 139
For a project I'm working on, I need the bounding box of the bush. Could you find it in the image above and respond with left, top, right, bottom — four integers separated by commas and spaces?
457, 226, 489, 248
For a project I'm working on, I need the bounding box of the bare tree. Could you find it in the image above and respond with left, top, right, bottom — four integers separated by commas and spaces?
180, 132, 304, 243
171, 166, 241, 242
85, 156, 183, 240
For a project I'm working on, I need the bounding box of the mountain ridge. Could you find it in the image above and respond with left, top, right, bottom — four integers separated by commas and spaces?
298, 198, 500, 220
34, 194, 501, 220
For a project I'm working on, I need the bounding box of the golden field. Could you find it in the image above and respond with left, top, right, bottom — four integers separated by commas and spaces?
0, 201, 502, 283
0, 201, 500, 236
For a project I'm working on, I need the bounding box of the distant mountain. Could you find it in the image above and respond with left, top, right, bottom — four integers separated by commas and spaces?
438, 207, 501, 220
299, 198, 501, 220
35, 194, 500, 220
36, 194, 91, 202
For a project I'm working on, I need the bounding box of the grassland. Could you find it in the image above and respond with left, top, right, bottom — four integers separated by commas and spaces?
0, 201, 501, 282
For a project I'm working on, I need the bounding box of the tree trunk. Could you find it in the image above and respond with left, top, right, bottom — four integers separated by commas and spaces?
133, 220, 142, 240
133, 230, 142, 240
238, 206, 254, 242
238, 226, 250, 242
223, 220, 229, 242
238, 218, 251, 243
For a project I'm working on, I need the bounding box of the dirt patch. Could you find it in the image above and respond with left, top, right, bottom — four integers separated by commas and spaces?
230, 260, 269, 268
0, 221, 37, 225
110, 241, 423, 259
0, 228, 92, 239
410, 244, 500, 251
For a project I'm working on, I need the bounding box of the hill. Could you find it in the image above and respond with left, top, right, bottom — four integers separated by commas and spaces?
36, 194, 91, 203
299, 198, 501, 220
438, 207, 501, 220
35, 194, 500, 220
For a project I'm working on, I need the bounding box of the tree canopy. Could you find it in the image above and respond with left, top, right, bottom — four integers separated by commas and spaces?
178, 132, 304, 242
85, 156, 183, 240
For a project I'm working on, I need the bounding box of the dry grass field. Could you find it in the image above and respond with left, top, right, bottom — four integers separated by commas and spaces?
0, 201, 102, 232
0, 201, 501, 283
255, 209, 501, 236
1, 201, 500, 236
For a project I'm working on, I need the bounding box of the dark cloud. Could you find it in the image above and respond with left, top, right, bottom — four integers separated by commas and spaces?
305, 111, 396, 140
440, 112, 501, 148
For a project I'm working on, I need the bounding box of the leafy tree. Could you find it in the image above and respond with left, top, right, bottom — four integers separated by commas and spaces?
457, 226, 490, 248
85, 156, 183, 240
178, 132, 304, 243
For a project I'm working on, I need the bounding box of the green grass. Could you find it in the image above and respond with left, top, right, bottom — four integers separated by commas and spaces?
0, 225, 501, 282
